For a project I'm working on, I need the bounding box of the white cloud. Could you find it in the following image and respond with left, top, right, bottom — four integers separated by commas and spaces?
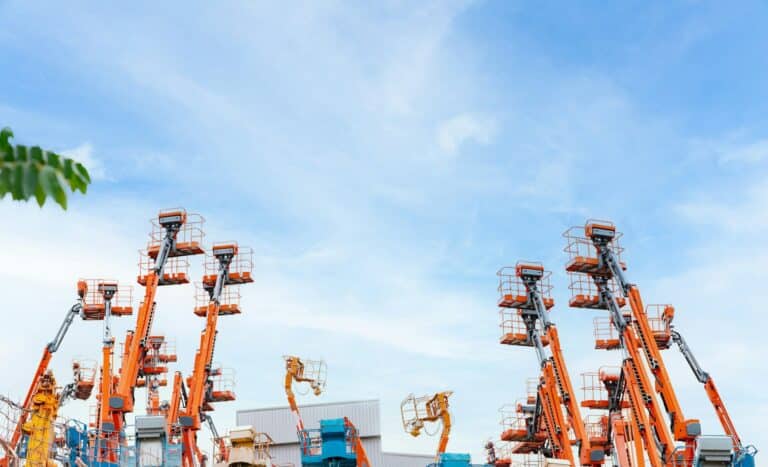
61, 142, 108, 181
436, 113, 497, 156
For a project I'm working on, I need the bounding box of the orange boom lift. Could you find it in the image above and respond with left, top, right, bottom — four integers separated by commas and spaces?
178, 242, 253, 467
97, 209, 204, 462
496, 263, 604, 466
401, 391, 453, 463
284, 356, 327, 433
0, 281, 94, 466
564, 220, 695, 466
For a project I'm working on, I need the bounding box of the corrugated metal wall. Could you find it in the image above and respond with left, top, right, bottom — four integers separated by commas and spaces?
236, 399, 381, 444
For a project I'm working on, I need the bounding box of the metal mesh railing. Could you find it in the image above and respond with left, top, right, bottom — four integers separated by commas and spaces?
138, 250, 190, 285
195, 283, 242, 316
497, 264, 553, 308
203, 244, 254, 285
593, 316, 621, 350
148, 209, 205, 253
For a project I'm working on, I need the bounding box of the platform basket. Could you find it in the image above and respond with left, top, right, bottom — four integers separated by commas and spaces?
500, 405, 530, 442
147, 208, 205, 258
583, 414, 609, 449
80, 279, 134, 320
580, 372, 609, 410
138, 250, 190, 286
284, 356, 327, 394
593, 317, 622, 351
195, 283, 242, 317
0, 394, 24, 456
497, 264, 554, 310
72, 358, 97, 400
525, 379, 539, 405
567, 272, 626, 309
207, 366, 236, 404
646, 304, 674, 349
563, 221, 624, 275
499, 311, 548, 347
203, 244, 254, 286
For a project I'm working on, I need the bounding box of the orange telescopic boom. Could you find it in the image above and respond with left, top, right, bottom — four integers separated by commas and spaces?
178, 242, 253, 467
496, 263, 604, 466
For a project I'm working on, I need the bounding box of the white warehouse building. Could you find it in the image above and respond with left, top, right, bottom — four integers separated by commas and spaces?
236, 399, 433, 467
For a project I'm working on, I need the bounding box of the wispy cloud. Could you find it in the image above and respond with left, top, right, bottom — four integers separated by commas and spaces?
436, 113, 497, 156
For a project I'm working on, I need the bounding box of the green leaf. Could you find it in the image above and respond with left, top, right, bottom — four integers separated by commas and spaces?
63, 158, 74, 179
11, 163, 23, 200
29, 146, 44, 163
0, 167, 10, 197
45, 151, 61, 169
0, 127, 13, 148
40, 166, 67, 209
74, 162, 91, 183
15, 144, 28, 162
23, 163, 39, 199
34, 179, 46, 206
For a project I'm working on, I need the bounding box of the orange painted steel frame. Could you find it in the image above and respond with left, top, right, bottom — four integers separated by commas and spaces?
581, 221, 692, 465
180, 243, 244, 467
2, 284, 85, 466
180, 297, 223, 467
344, 418, 371, 467
512, 262, 601, 466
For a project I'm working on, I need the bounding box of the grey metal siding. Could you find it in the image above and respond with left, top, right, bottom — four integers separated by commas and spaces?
236, 399, 381, 444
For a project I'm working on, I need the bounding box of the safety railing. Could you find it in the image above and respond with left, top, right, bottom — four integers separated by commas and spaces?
208, 367, 236, 403
646, 304, 674, 349
194, 283, 242, 316
525, 378, 538, 405
583, 414, 609, 447
148, 208, 205, 258
563, 221, 624, 274
72, 358, 97, 400
203, 243, 254, 286
497, 264, 554, 309
80, 279, 134, 319
284, 355, 328, 394
567, 272, 626, 309
580, 372, 609, 410
138, 250, 190, 286
593, 317, 621, 350
500, 405, 531, 443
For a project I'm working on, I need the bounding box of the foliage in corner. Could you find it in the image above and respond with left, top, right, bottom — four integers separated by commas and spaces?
0, 127, 91, 209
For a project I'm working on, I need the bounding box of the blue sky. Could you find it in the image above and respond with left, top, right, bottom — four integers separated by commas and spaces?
1, 0, 767, 462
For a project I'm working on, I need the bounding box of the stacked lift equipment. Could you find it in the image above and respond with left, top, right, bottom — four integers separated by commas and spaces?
496, 263, 604, 467
95, 209, 204, 467
565, 220, 756, 467
400, 391, 485, 467
0, 281, 100, 467
284, 356, 370, 467
178, 242, 254, 467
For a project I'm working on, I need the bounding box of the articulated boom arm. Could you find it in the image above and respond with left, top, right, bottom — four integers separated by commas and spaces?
671, 329, 743, 451
7, 292, 84, 453
588, 223, 699, 446
401, 391, 453, 461
284, 355, 326, 432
